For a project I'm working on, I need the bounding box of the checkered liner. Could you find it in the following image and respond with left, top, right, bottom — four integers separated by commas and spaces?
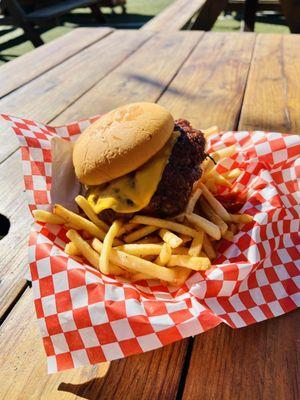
1, 113, 299, 373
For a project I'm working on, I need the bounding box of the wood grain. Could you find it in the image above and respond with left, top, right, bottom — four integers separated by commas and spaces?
142, 0, 206, 31
0, 28, 112, 99
182, 310, 300, 400
239, 34, 300, 133
158, 32, 256, 130
0, 289, 189, 400
52, 31, 203, 124
0, 30, 153, 163
0, 151, 31, 319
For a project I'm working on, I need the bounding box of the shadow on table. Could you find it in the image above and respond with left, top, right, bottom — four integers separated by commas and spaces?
58, 379, 103, 400
62, 11, 153, 28
127, 73, 198, 100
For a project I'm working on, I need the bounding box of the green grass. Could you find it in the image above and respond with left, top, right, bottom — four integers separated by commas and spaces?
213, 12, 289, 34
0, 1, 289, 65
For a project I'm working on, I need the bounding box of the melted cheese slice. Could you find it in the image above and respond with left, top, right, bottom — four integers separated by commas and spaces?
87, 131, 179, 214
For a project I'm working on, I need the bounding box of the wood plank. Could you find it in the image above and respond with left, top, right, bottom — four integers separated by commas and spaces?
0, 289, 189, 399
239, 34, 300, 133
182, 310, 300, 400
52, 31, 204, 124
158, 32, 256, 130
0, 27, 112, 99
0, 29, 153, 164
142, 0, 206, 31
0, 151, 31, 319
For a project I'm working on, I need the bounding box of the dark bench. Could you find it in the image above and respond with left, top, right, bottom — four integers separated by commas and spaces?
0, 0, 126, 47
142, 0, 227, 32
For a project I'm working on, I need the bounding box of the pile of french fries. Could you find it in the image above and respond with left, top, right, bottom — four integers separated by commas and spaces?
32, 127, 253, 287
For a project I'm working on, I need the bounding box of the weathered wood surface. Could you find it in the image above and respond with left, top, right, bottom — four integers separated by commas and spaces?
52, 31, 204, 124
182, 309, 300, 400
0, 151, 31, 319
239, 34, 300, 133
0, 289, 189, 400
159, 32, 256, 130
0, 29, 299, 400
0, 27, 112, 99
0, 30, 153, 163
142, 0, 206, 31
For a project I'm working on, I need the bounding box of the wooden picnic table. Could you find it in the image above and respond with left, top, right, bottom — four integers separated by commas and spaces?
0, 28, 299, 400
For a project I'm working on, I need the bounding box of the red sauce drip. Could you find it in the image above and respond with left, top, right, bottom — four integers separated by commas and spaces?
215, 192, 247, 214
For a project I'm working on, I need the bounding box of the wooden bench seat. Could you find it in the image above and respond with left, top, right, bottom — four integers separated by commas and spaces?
142, 0, 227, 32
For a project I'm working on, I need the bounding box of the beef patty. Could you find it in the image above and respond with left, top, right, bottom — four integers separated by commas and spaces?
144, 119, 206, 217
99, 120, 206, 223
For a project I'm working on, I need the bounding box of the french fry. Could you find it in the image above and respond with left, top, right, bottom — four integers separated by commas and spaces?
54, 204, 106, 240
229, 214, 253, 224
204, 179, 217, 194
134, 236, 162, 244
198, 197, 228, 235
99, 220, 123, 275
167, 255, 211, 271
229, 223, 238, 234
203, 234, 217, 260
171, 247, 189, 255
115, 244, 163, 256
65, 242, 81, 256
186, 188, 202, 214
142, 255, 158, 262
222, 230, 234, 241
185, 213, 221, 241
172, 213, 186, 223
131, 215, 200, 238
188, 231, 204, 257
92, 238, 177, 282
202, 126, 218, 138
201, 145, 236, 174
211, 173, 231, 188
117, 222, 139, 237
159, 229, 183, 249
200, 251, 209, 258
75, 195, 109, 232
155, 243, 172, 266
214, 145, 236, 160
203, 168, 231, 188
81, 230, 93, 240
124, 225, 157, 243
179, 234, 193, 244
131, 272, 154, 281
172, 267, 192, 287
222, 168, 242, 180
33, 209, 65, 225
66, 230, 123, 275
199, 183, 231, 222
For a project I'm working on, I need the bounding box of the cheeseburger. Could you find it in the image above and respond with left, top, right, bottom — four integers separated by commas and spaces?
73, 102, 206, 219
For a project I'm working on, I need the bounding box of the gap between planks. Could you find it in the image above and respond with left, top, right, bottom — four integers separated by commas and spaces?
0, 27, 114, 100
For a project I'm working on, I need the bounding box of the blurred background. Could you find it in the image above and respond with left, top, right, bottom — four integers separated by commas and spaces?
0, 0, 291, 65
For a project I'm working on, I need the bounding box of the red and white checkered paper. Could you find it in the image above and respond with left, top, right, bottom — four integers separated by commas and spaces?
1, 113, 299, 373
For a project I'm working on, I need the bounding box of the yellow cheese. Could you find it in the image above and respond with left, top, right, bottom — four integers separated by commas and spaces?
87, 131, 179, 214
